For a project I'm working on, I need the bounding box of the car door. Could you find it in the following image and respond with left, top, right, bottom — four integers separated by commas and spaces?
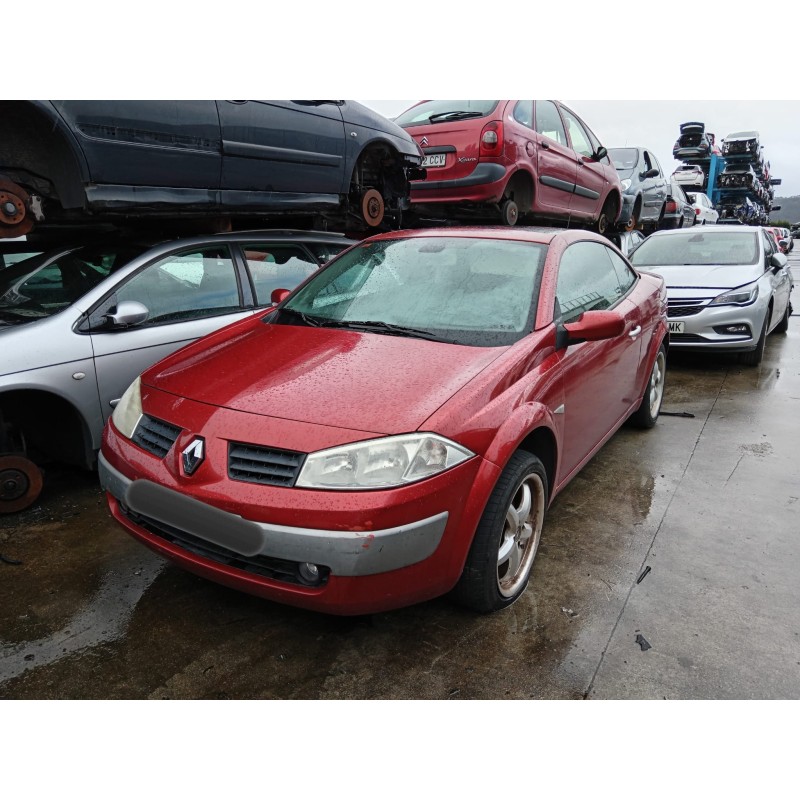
642, 151, 667, 222
558, 106, 607, 220
51, 101, 222, 189
761, 231, 791, 325
533, 100, 576, 215
217, 101, 347, 196
554, 241, 645, 479
88, 245, 253, 422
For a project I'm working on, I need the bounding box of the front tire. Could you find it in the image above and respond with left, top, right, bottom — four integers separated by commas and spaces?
455, 451, 548, 613
629, 344, 666, 429
739, 311, 769, 366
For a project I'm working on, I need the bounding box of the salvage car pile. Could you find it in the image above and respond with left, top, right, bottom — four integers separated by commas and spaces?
0, 100, 794, 619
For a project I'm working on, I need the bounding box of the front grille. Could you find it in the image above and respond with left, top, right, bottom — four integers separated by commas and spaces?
668, 304, 705, 318
726, 140, 755, 155
122, 506, 329, 587
670, 333, 707, 342
228, 442, 305, 487
132, 415, 182, 458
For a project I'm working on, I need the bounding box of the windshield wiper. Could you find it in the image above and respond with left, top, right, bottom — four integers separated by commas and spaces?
428, 111, 484, 123
276, 307, 334, 328
331, 319, 450, 342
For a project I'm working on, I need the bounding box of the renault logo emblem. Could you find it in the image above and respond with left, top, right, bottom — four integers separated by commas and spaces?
182, 437, 205, 475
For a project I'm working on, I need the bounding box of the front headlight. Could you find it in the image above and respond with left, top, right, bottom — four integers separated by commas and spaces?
621, 179, 632, 191
111, 376, 142, 439
296, 433, 474, 490
708, 283, 759, 307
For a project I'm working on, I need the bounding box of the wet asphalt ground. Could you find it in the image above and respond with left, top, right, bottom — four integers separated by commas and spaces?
1, 251, 799, 700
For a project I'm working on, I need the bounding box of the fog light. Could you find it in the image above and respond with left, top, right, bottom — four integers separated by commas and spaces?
714, 324, 750, 336
298, 562, 321, 585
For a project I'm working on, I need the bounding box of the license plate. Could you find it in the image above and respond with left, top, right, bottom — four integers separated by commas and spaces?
421, 154, 446, 168
669, 321, 685, 333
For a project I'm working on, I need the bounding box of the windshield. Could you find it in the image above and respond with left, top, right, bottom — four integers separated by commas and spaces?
395, 100, 499, 127
608, 148, 638, 170
630, 231, 760, 267
277, 236, 547, 347
0, 243, 148, 324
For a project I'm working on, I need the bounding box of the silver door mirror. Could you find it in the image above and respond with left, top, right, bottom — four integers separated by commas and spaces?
106, 300, 149, 328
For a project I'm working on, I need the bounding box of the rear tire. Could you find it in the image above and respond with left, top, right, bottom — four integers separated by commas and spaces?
774, 301, 791, 334
629, 344, 666, 429
500, 199, 519, 226
596, 196, 618, 237
455, 451, 548, 613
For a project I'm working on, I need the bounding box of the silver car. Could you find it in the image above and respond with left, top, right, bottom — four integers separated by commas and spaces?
0, 230, 355, 512
629, 227, 793, 365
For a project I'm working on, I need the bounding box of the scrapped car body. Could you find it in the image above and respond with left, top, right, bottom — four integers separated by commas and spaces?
686, 192, 719, 225
718, 163, 759, 190
629, 227, 793, 365
608, 147, 668, 231
672, 121, 718, 160
672, 164, 705, 189
396, 100, 622, 233
100, 227, 668, 616
0, 101, 425, 237
662, 179, 696, 229
0, 230, 355, 512
721, 130, 760, 159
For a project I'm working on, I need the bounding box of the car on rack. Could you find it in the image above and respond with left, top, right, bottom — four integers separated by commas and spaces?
0, 101, 425, 238
672, 164, 706, 189
686, 192, 718, 225
608, 229, 647, 257
718, 163, 760, 190
608, 147, 669, 232
672, 122, 717, 159
395, 100, 622, 232
662, 179, 696, 229
100, 226, 668, 616
721, 131, 760, 159
629, 226, 793, 366
0, 229, 356, 513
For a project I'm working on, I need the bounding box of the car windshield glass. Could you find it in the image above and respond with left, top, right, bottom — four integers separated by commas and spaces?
630, 232, 759, 267
0, 243, 148, 321
277, 237, 547, 347
394, 101, 499, 127
608, 148, 638, 170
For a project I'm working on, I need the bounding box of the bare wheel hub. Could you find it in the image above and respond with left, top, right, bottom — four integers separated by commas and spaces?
0, 178, 35, 237
0, 456, 43, 513
361, 188, 385, 227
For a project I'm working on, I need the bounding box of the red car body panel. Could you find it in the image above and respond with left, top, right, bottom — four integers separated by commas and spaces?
400, 100, 621, 226
101, 227, 667, 615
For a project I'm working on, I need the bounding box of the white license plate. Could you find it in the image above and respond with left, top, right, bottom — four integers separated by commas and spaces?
668, 321, 685, 333
421, 154, 446, 168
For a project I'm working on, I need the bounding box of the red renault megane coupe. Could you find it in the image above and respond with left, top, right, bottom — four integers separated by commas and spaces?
100, 227, 668, 615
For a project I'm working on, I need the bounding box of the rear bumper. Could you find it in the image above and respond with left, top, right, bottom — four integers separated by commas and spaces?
410, 162, 508, 205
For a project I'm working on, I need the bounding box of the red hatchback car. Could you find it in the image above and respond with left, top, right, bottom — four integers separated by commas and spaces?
395, 100, 622, 232
100, 228, 667, 615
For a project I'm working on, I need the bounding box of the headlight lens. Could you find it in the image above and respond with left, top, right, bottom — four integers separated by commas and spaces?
296, 433, 474, 490
621, 179, 632, 191
111, 376, 142, 439
709, 283, 759, 307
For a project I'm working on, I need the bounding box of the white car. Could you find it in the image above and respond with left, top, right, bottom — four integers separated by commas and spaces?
686, 192, 718, 225
672, 164, 705, 188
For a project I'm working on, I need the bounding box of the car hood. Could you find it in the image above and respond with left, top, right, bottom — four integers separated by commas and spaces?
637, 262, 761, 289
144, 318, 506, 435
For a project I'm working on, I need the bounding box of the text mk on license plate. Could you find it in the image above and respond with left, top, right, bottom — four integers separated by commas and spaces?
669, 321, 685, 333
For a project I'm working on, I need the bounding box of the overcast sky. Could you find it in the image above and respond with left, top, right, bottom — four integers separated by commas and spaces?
361, 100, 799, 198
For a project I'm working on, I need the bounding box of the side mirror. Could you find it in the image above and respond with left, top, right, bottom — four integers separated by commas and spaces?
642, 168, 660, 179
771, 205, 782, 211
559, 310, 625, 347
770, 252, 788, 271
271, 288, 291, 305
592, 146, 608, 161
106, 300, 149, 329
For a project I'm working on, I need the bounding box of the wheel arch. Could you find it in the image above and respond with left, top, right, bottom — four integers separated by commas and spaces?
503, 168, 535, 213
0, 388, 95, 469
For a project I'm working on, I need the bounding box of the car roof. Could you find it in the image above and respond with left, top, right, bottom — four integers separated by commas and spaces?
645, 226, 760, 238
362, 226, 598, 246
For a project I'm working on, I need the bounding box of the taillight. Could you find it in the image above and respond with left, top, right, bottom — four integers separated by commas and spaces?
666, 200, 677, 213
479, 120, 503, 157
695, 208, 701, 215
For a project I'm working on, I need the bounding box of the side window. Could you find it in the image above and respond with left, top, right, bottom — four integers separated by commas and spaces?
306, 243, 348, 265
242, 245, 318, 305
556, 242, 624, 324
115, 246, 240, 325
534, 100, 567, 146
513, 101, 534, 129
604, 247, 637, 295
559, 107, 593, 158
650, 153, 663, 176
762, 231, 775, 259
643, 151, 653, 171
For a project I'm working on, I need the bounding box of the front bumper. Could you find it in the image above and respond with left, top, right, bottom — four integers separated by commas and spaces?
99, 452, 448, 578
668, 301, 768, 352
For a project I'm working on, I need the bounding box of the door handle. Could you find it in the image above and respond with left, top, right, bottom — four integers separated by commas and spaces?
541, 140, 550, 149
628, 325, 642, 338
